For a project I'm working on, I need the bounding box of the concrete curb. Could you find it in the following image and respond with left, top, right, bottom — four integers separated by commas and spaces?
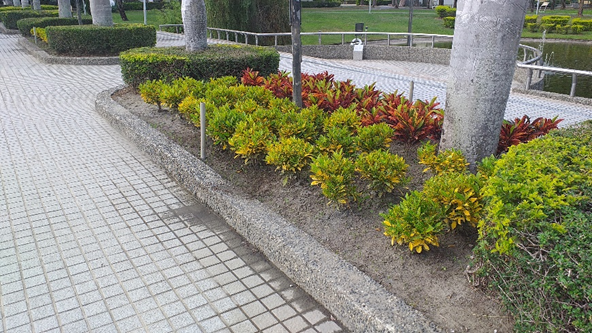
95, 86, 442, 333
0, 22, 20, 34
512, 87, 592, 107
17, 37, 120, 65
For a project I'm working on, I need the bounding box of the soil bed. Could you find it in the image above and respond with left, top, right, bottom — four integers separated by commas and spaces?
113, 87, 514, 332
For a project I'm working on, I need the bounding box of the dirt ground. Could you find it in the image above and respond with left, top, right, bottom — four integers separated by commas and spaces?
113, 88, 514, 333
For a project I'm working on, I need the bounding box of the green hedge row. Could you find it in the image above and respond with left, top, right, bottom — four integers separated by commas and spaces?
120, 44, 280, 87
46, 24, 156, 56
112, 1, 164, 11
17, 17, 92, 36
301, 1, 341, 8
0, 9, 58, 29
0, 5, 58, 11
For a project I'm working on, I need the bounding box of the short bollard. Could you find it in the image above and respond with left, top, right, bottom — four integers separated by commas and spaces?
200, 102, 206, 160
409, 81, 414, 102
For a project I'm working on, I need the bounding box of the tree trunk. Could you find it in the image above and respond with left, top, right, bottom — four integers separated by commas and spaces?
32, 0, 40, 10
439, 0, 444, 5
76, 0, 83, 24
21, 0, 29, 9
453, 0, 458, 8
115, 0, 128, 21
182, 0, 208, 52
13, 0, 20, 8
4, 0, 14, 6
578, 0, 584, 16
439, 0, 529, 169
89, 0, 113, 26
58, 0, 72, 18
399, 0, 405, 7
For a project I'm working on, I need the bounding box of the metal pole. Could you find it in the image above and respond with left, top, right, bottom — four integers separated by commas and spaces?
570, 74, 577, 97
536, 0, 540, 15
525, 69, 532, 90
409, 81, 414, 102
407, 0, 414, 46
143, 0, 147, 25
368, 0, 371, 14
200, 102, 206, 160
290, 0, 303, 108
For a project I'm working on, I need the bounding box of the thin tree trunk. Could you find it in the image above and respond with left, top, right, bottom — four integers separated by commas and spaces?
58, 0, 72, 18
439, 0, 444, 5
561, 0, 566, 9
578, 0, 584, 16
76, 0, 83, 24
453, 0, 458, 8
115, 0, 128, 21
32, 0, 40, 10
89, 0, 113, 26
399, 0, 406, 7
439, 0, 530, 169
4, 0, 14, 5
182, 0, 208, 52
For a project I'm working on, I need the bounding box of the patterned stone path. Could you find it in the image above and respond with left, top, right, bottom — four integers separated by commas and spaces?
158, 31, 592, 127
0, 33, 344, 332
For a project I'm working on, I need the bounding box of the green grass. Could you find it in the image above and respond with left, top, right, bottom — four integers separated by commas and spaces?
112, 7, 592, 43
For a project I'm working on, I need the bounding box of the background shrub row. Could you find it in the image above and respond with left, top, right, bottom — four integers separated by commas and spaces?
0, 9, 58, 29
17, 17, 92, 36
120, 45, 280, 87
111, 1, 164, 12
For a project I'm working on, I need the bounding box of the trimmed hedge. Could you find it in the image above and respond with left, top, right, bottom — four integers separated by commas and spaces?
0, 9, 58, 29
120, 44, 280, 87
571, 18, 592, 31
17, 17, 92, 36
46, 24, 156, 56
524, 14, 537, 27
301, 1, 341, 8
443, 17, 455, 29
541, 15, 570, 26
112, 1, 164, 11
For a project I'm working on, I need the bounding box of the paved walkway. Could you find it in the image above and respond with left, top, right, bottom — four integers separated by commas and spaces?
0, 34, 344, 332
159, 32, 592, 126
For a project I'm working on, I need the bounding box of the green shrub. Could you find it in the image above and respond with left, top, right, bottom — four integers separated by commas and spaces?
206, 105, 247, 149
228, 116, 276, 163
301, 0, 341, 7
46, 24, 156, 56
17, 17, 92, 37
417, 141, 469, 175
474, 121, 592, 332
443, 16, 455, 29
540, 23, 555, 33
120, 45, 279, 88
541, 15, 570, 26
422, 172, 483, 229
571, 24, 584, 34
31, 27, 47, 43
435, 5, 449, 18
160, 77, 201, 110
556, 24, 571, 34
139, 79, 166, 110
524, 14, 538, 27
315, 126, 357, 157
310, 149, 358, 206
526, 22, 538, 32
571, 18, 592, 31
355, 123, 393, 153
0, 10, 58, 29
322, 106, 360, 132
445, 7, 456, 17
355, 150, 408, 197
265, 137, 315, 174
112, 1, 164, 11
278, 107, 325, 142
382, 191, 446, 253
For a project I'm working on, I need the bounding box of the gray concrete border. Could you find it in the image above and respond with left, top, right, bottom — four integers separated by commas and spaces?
0, 22, 20, 34
96, 86, 442, 333
17, 36, 120, 65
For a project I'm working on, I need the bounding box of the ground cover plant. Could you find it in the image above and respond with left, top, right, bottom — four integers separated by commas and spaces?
115, 68, 587, 331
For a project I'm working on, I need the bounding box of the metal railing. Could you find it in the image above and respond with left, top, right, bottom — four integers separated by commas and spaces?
160, 26, 591, 98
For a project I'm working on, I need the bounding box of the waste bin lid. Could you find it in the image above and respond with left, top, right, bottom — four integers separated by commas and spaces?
355, 23, 364, 32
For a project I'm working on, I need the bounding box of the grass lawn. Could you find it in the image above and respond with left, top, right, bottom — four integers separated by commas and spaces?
113, 6, 592, 43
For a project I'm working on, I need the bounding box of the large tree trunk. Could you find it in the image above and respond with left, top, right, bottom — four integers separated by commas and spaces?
182, 0, 208, 52
115, 0, 128, 21
578, 0, 584, 16
32, 0, 40, 10
21, 0, 29, 8
13, 0, 20, 7
4, 0, 14, 6
89, 0, 113, 26
58, 0, 72, 18
439, 0, 529, 169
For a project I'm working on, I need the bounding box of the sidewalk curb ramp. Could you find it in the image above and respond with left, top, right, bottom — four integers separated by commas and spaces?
96, 86, 442, 333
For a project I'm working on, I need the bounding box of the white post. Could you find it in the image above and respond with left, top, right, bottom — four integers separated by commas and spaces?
369, 0, 371, 13
143, 0, 147, 25
200, 102, 206, 160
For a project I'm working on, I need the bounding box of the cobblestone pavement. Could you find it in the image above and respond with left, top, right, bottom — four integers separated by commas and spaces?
156, 32, 592, 127
0, 34, 345, 332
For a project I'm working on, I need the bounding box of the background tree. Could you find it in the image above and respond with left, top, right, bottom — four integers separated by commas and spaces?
205, 0, 289, 44
21, 0, 29, 8
13, 0, 21, 8
32, 0, 40, 10
4, 0, 14, 5
439, 0, 529, 169
58, 0, 72, 18
578, 0, 585, 16
182, 0, 208, 51
89, 0, 113, 26
115, 0, 128, 21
